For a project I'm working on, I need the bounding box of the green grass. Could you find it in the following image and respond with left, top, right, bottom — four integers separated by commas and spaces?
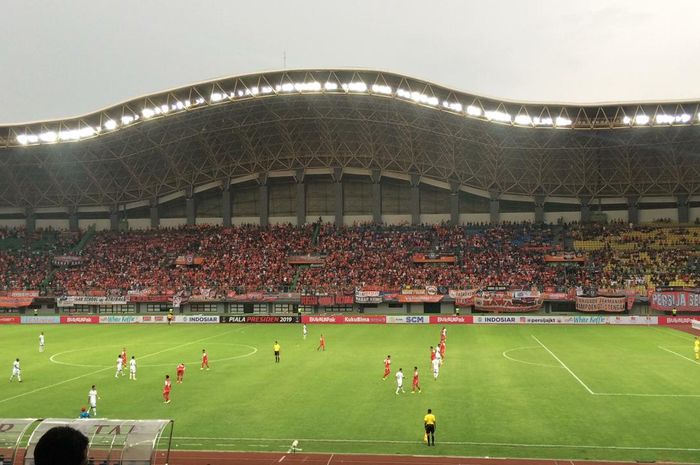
1, 323, 699, 462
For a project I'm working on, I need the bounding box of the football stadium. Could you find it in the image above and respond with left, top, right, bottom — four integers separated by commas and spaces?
2, 10, 700, 465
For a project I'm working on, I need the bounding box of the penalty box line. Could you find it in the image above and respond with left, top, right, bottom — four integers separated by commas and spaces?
658, 346, 700, 366
0, 329, 237, 405
531, 335, 595, 395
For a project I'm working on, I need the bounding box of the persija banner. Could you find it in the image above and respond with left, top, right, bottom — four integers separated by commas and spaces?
651, 290, 700, 312
575, 296, 626, 312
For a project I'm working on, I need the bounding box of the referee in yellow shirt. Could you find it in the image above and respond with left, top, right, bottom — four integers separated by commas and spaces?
424, 408, 436, 446
273, 341, 281, 363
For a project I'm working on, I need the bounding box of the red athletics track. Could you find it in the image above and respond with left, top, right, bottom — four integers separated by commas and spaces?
163, 451, 696, 465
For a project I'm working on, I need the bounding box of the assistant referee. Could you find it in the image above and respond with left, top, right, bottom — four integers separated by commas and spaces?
424, 408, 436, 446
273, 341, 281, 363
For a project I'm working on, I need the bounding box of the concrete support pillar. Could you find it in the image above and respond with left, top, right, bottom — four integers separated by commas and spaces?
69, 207, 79, 232
371, 169, 382, 223
626, 195, 639, 225
295, 169, 306, 227
222, 182, 232, 228
25, 208, 36, 234
449, 181, 460, 226
677, 193, 689, 224
150, 199, 160, 229
410, 173, 420, 226
489, 191, 500, 225
185, 187, 196, 226
109, 206, 119, 231
534, 194, 545, 224
333, 167, 344, 228
259, 174, 269, 227
580, 196, 592, 224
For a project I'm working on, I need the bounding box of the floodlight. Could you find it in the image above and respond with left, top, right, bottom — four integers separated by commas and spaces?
485, 110, 511, 122
79, 127, 95, 138
27, 134, 39, 143
324, 82, 338, 90
142, 108, 155, 118
442, 101, 462, 112
121, 115, 134, 125
555, 117, 572, 126
679, 113, 691, 123
39, 131, 57, 142
104, 120, 117, 130
58, 130, 80, 141
515, 115, 532, 125
372, 84, 392, 95
622, 116, 632, 125
634, 115, 649, 125
211, 92, 224, 102
466, 105, 482, 116
16, 135, 29, 145
281, 83, 294, 92
533, 117, 552, 126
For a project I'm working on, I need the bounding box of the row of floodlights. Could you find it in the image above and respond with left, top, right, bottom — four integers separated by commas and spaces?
14, 81, 699, 145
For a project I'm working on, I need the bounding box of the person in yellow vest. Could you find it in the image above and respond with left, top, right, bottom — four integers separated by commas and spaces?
167, 310, 174, 325
423, 408, 436, 446
694, 337, 699, 361
273, 341, 281, 363
672, 307, 677, 317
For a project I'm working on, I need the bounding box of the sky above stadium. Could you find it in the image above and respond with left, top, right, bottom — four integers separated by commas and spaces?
1, 0, 698, 124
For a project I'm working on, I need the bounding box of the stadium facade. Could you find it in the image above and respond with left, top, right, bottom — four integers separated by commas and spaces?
1, 69, 699, 231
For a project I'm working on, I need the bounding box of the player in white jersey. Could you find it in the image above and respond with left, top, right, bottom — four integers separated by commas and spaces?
88, 384, 100, 416
129, 356, 137, 380
9, 358, 21, 382
432, 357, 440, 380
395, 368, 405, 394
115, 355, 124, 378
303, 324, 308, 340
435, 347, 442, 366
39, 332, 45, 352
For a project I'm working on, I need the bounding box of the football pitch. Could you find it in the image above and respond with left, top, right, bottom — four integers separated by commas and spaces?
1, 323, 699, 463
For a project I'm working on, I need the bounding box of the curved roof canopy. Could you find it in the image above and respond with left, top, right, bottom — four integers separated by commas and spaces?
0, 69, 699, 208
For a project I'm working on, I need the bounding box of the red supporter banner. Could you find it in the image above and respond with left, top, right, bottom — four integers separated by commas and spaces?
397, 294, 443, 303
411, 253, 457, 264
175, 254, 204, 265
429, 315, 473, 324
544, 254, 586, 263
128, 295, 172, 303
541, 292, 575, 301
301, 296, 318, 305
287, 255, 325, 265
60, 315, 99, 324
2, 290, 40, 297
0, 316, 21, 324
0, 296, 35, 308
651, 290, 700, 312
301, 315, 386, 324
575, 296, 626, 312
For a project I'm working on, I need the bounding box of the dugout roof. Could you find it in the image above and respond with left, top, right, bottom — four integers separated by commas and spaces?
1, 69, 699, 208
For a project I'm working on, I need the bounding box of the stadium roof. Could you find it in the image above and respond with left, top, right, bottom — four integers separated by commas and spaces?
1, 69, 699, 208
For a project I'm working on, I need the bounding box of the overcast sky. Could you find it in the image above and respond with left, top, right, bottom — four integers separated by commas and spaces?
1, 1, 697, 124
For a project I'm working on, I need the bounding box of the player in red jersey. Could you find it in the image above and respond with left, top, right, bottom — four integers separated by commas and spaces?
201, 349, 209, 370
382, 355, 391, 380
440, 326, 447, 343
411, 366, 422, 393
121, 348, 127, 368
176, 363, 185, 383
439, 340, 446, 363
163, 375, 172, 403
317, 334, 325, 351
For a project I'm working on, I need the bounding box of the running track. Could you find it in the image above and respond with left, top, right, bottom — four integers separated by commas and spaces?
162, 451, 696, 465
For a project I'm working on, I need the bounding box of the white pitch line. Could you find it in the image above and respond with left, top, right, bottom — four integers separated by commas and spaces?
659, 346, 700, 365
171, 436, 700, 452
325, 453, 334, 465
595, 392, 700, 398
0, 330, 236, 404
502, 346, 560, 369
531, 335, 595, 395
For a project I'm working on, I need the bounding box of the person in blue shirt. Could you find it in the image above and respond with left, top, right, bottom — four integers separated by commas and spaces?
78, 407, 90, 419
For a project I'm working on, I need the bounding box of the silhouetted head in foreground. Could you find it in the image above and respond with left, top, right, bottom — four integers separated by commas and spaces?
35, 426, 89, 465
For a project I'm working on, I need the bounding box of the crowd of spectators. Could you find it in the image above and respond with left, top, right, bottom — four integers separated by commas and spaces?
0, 222, 697, 295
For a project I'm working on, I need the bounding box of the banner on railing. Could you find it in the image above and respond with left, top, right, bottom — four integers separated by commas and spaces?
650, 289, 700, 312
575, 296, 626, 312
0, 296, 35, 308
57, 296, 128, 307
